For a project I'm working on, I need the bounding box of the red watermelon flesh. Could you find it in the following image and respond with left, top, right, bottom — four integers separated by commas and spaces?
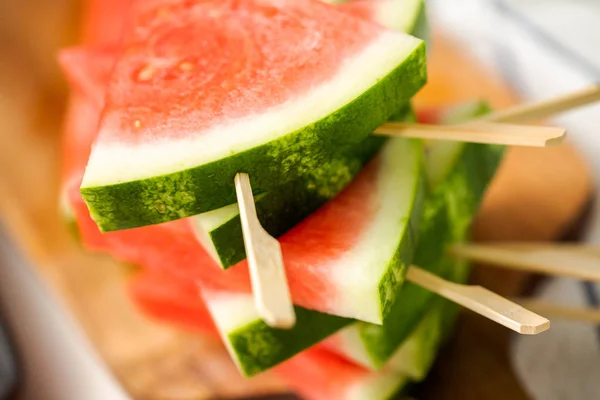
80, 0, 133, 46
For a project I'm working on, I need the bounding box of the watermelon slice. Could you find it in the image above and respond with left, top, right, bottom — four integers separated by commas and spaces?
324, 102, 506, 370
192, 0, 426, 269
127, 273, 410, 400
79, 0, 427, 232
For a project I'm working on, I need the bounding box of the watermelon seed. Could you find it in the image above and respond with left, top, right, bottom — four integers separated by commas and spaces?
136, 64, 155, 82
134, 120, 142, 129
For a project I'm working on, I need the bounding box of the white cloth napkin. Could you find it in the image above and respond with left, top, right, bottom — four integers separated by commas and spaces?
428, 1, 600, 399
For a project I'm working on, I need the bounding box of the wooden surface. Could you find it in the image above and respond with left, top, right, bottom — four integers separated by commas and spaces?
0, 3, 594, 399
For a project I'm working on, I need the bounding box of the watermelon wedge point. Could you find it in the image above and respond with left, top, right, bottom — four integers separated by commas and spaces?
79, 0, 427, 232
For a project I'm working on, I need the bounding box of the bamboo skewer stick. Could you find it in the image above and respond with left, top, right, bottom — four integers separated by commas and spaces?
512, 299, 600, 325
406, 266, 550, 335
374, 84, 600, 145
234, 173, 296, 329
477, 83, 600, 123
373, 121, 565, 147
449, 243, 600, 282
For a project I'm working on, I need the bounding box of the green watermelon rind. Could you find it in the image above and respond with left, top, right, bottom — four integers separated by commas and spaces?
80, 44, 427, 232
227, 307, 352, 377
334, 101, 506, 370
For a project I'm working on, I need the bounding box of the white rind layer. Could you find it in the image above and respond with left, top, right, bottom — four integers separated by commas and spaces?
375, 0, 423, 32
202, 290, 258, 333
81, 31, 422, 187
333, 325, 373, 369
345, 370, 409, 400
191, 222, 222, 264
329, 138, 420, 324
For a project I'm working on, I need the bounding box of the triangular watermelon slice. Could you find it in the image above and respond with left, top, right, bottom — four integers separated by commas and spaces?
79, 0, 427, 232
80, 0, 131, 45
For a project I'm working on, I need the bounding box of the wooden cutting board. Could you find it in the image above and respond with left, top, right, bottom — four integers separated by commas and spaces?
0, 2, 593, 398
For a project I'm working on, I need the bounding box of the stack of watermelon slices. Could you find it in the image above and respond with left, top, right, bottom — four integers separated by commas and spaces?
58, 0, 505, 398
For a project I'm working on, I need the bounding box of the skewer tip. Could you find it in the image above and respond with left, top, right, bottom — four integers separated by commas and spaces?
519, 318, 551, 335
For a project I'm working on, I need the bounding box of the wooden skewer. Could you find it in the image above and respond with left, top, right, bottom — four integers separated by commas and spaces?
373, 121, 565, 147
406, 266, 550, 335
449, 243, 600, 282
512, 298, 600, 325
477, 83, 600, 123
373, 84, 600, 145
234, 173, 296, 329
